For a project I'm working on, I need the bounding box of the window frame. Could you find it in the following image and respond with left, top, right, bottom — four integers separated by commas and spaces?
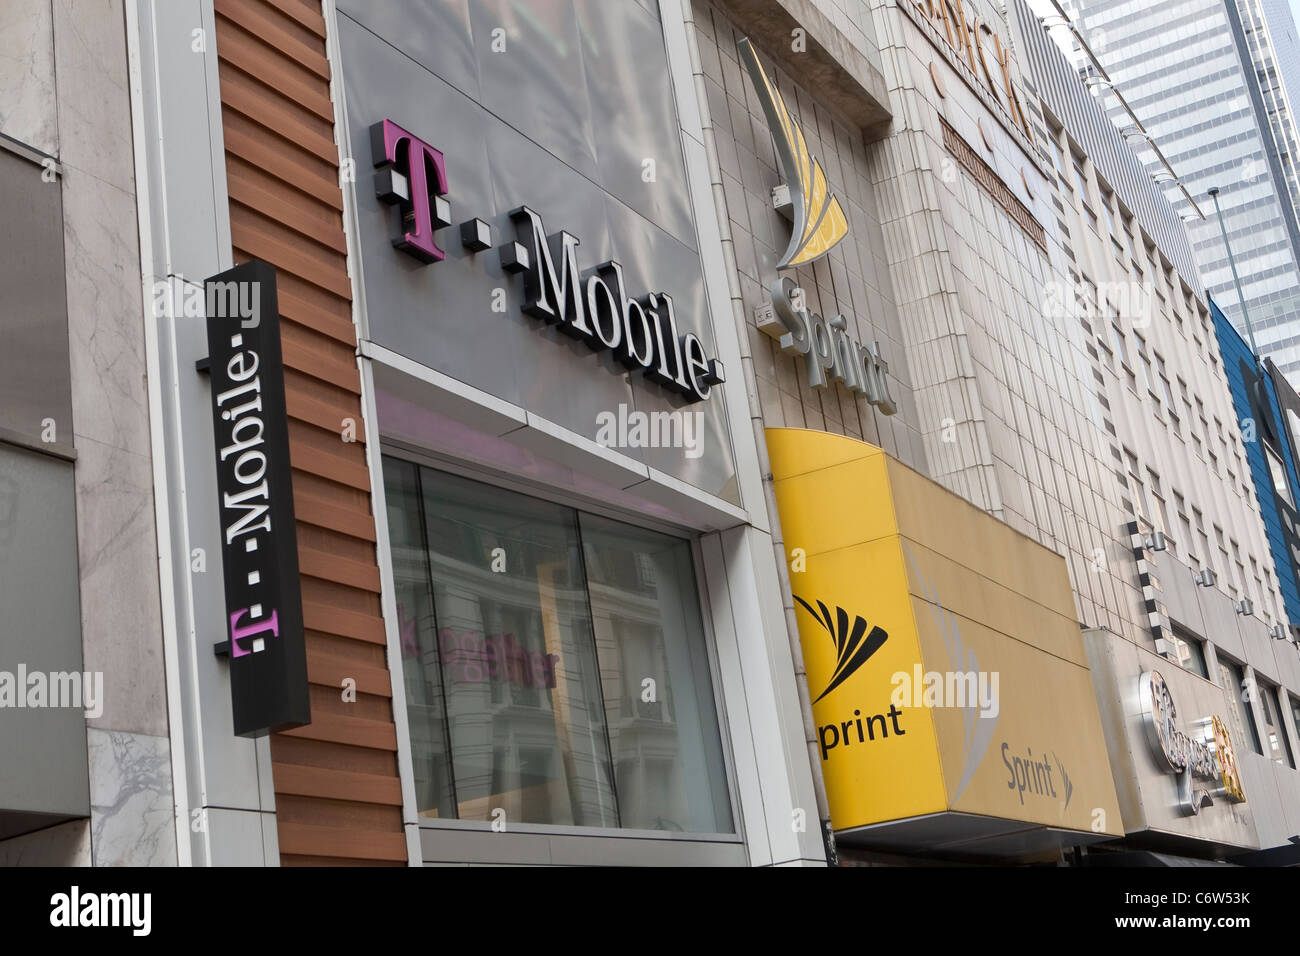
379, 443, 746, 842
1266, 442, 1295, 508
1170, 626, 1208, 679
1219, 657, 1264, 757
1260, 679, 1297, 769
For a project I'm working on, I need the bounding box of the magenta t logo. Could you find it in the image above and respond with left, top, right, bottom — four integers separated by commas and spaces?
230, 607, 280, 658
370, 118, 449, 263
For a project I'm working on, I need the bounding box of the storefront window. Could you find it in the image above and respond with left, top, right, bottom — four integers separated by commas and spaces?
0, 148, 75, 458
579, 515, 733, 832
1285, 410, 1300, 468
383, 457, 734, 834
385, 460, 456, 819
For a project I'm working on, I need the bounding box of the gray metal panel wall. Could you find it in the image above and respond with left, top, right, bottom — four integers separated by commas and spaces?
336, 0, 742, 503
0, 444, 90, 832
0, 148, 74, 458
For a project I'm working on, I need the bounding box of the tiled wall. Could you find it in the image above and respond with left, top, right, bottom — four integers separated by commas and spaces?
860, 0, 1146, 641
691, 0, 929, 469
1014, 0, 1294, 674
692, 0, 1145, 640
806, 0, 884, 65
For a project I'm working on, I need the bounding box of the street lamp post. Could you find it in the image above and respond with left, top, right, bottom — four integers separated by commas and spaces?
1208, 186, 1262, 360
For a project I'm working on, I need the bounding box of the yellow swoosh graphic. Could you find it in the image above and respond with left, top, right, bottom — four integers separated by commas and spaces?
738, 37, 849, 269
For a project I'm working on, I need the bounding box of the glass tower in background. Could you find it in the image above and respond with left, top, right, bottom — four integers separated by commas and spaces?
1065, 0, 1300, 383
1239, 0, 1300, 221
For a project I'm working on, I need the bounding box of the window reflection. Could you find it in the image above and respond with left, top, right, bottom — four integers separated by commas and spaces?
383, 458, 734, 834
580, 514, 733, 833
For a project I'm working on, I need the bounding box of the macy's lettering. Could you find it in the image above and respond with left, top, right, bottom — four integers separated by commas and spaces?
908, 0, 1034, 143
439, 628, 558, 689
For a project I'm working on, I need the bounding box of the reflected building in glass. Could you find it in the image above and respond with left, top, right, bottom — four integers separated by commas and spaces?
382, 459, 734, 835
1067, 0, 1300, 384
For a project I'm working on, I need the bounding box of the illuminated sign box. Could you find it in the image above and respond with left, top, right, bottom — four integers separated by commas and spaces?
767, 429, 1123, 853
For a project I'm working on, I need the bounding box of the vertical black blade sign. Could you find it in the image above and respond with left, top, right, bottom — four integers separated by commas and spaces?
204, 260, 310, 737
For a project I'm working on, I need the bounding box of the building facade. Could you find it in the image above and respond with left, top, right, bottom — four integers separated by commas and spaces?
688, 0, 1300, 862
1214, 303, 1300, 630
1013, 0, 1300, 858
1213, 300, 1300, 768
700, 0, 1145, 861
2, 0, 1299, 868
0, 0, 176, 866
117, 0, 839, 867
1066, 0, 1300, 385
1235, 0, 1300, 224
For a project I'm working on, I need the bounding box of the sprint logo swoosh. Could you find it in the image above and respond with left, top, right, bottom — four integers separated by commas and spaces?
794, 596, 888, 703
904, 542, 998, 803
739, 38, 849, 269
1053, 752, 1074, 811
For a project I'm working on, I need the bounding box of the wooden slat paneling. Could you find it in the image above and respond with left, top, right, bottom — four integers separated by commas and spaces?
274, 763, 402, 806
277, 823, 407, 863
215, 0, 406, 866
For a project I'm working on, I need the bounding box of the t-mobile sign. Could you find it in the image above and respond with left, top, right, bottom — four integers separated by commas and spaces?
370, 118, 725, 403
203, 260, 310, 737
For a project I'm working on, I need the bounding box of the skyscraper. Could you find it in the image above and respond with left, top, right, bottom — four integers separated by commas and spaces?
1236, 0, 1300, 226
1065, 0, 1300, 382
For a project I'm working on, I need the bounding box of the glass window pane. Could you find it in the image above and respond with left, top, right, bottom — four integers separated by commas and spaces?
1219, 660, 1264, 756
1262, 684, 1295, 768
1267, 445, 1294, 507
383, 457, 457, 819
1172, 629, 1207, 678
579, 514, 734, 833
417, 468, 617, 827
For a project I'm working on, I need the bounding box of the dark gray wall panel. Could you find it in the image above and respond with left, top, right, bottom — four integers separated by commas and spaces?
0, 149, 73, 457
339, 3, 739, 501
0, 444, 89, 824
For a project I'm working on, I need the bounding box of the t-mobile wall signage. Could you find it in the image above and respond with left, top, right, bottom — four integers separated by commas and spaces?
336, 2, 739, 503
370, 118, 725, 404
203, 260, 310, 737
